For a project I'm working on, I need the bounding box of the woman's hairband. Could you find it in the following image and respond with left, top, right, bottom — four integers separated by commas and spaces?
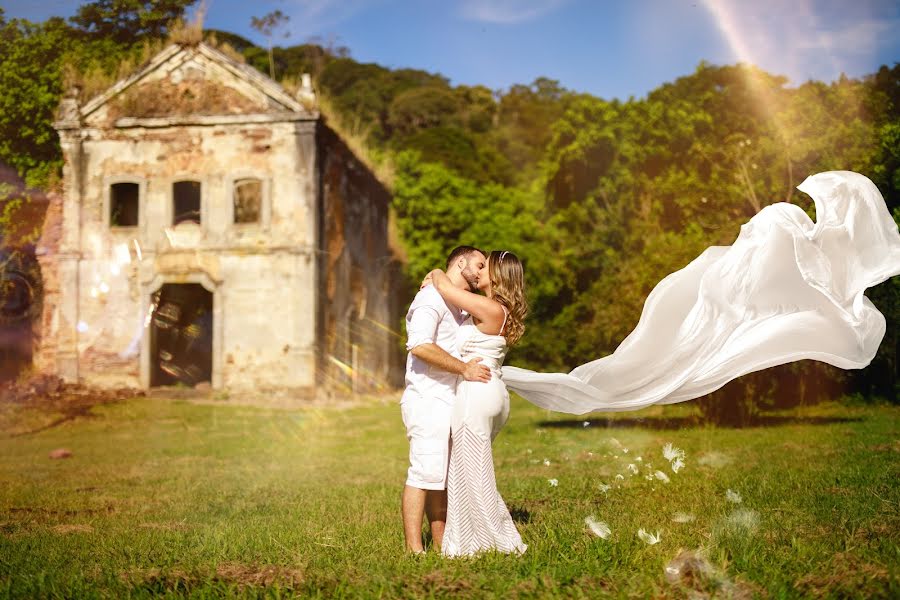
499, 250, 509, 264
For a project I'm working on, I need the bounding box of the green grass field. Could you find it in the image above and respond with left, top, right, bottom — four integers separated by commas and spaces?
1, 393, 898, 598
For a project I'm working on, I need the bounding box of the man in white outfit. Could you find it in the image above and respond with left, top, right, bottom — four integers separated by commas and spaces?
401, 245, 490, 553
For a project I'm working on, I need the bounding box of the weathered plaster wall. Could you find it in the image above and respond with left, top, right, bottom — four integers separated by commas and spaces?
317, 125, 404, 390
58, 116, 318, 389
42, 42, 402, 394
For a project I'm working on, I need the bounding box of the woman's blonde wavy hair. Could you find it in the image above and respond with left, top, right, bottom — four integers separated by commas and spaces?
487, 250, 527, 346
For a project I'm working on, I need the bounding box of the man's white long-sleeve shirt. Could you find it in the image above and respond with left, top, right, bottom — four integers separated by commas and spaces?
403, 285, 465, 405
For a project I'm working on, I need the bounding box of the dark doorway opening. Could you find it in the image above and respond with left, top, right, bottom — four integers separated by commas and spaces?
150, 283, 212, 387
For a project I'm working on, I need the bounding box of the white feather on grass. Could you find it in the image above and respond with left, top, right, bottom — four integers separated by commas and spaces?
585, 516, 611, 539
598, 483, 610, 493
627, 463, 639, 474
615, 474, 624, 480
725, 489, 742, 503
637, 528, 662, 545
543, 459, 551, 466
671, 512, 695, 523
671, 457, 685, 473
548, 478, 558, 487
654, 470, 671, 483
662, 443, 685, 463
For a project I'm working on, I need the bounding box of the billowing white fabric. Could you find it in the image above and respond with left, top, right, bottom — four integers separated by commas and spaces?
502, 171, 900, 415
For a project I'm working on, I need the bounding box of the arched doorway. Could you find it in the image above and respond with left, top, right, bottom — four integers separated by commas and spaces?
149, 283, 213, 387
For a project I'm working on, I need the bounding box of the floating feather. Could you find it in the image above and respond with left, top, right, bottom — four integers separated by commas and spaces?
637, 528, 662, 545
585, 516, 611, 539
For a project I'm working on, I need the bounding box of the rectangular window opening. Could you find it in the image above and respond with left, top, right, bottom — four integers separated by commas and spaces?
173, 180, 201, 225
110, 182, 139, 227
234, 179, 262, 224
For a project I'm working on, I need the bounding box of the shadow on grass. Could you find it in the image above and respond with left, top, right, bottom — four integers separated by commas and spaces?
1, 375, 139, 437
508, 506, 531, 524
538, 415, 864, 430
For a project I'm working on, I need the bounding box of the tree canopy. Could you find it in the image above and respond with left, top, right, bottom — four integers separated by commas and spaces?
70, 0, 197, 42
1, 4, 898, 415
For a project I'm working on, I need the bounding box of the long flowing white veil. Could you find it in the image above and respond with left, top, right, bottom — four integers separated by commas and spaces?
502, 171, 900, 415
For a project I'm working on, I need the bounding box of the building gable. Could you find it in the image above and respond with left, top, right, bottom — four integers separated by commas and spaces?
79, 43, 312, 127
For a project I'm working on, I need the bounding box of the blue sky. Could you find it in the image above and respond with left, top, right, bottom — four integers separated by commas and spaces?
4, 0, 899, 100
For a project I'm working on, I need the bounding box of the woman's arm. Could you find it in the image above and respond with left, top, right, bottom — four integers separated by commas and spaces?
428, 269, 505, 333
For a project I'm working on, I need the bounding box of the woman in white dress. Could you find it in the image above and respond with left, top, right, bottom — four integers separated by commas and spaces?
416, 171, 900, 556
423, 250, 529, 557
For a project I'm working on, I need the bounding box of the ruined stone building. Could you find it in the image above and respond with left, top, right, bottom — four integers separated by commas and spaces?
36, 42, 403, 393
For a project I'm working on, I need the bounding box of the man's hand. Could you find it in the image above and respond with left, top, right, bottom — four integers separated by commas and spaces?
410, 344, 491, 383
420, 269, 444, 290
462, 357, 491, 383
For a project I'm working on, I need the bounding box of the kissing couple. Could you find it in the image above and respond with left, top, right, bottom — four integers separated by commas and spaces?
400, 246, 527, 556
397, 171, 900, 557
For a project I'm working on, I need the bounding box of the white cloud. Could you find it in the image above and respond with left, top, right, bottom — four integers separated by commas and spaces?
459, 0, 570, 25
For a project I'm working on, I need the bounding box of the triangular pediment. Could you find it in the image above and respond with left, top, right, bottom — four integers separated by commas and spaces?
80, 43, 312, 126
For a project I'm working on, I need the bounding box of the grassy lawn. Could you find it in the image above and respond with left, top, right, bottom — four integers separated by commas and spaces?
0, 393, 898, 598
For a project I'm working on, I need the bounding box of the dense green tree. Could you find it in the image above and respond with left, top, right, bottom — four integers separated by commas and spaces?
204, 29, 255, 52
388, 86, 461, 136
70, 0, 197, 42
455, 85, 497, 133
315, 59, 446, 142
494, 78, 572, 181
0, 16, 74, 187
391, 151, 564, 367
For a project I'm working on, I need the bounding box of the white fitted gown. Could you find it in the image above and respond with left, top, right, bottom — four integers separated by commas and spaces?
442, 314, 527, 557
